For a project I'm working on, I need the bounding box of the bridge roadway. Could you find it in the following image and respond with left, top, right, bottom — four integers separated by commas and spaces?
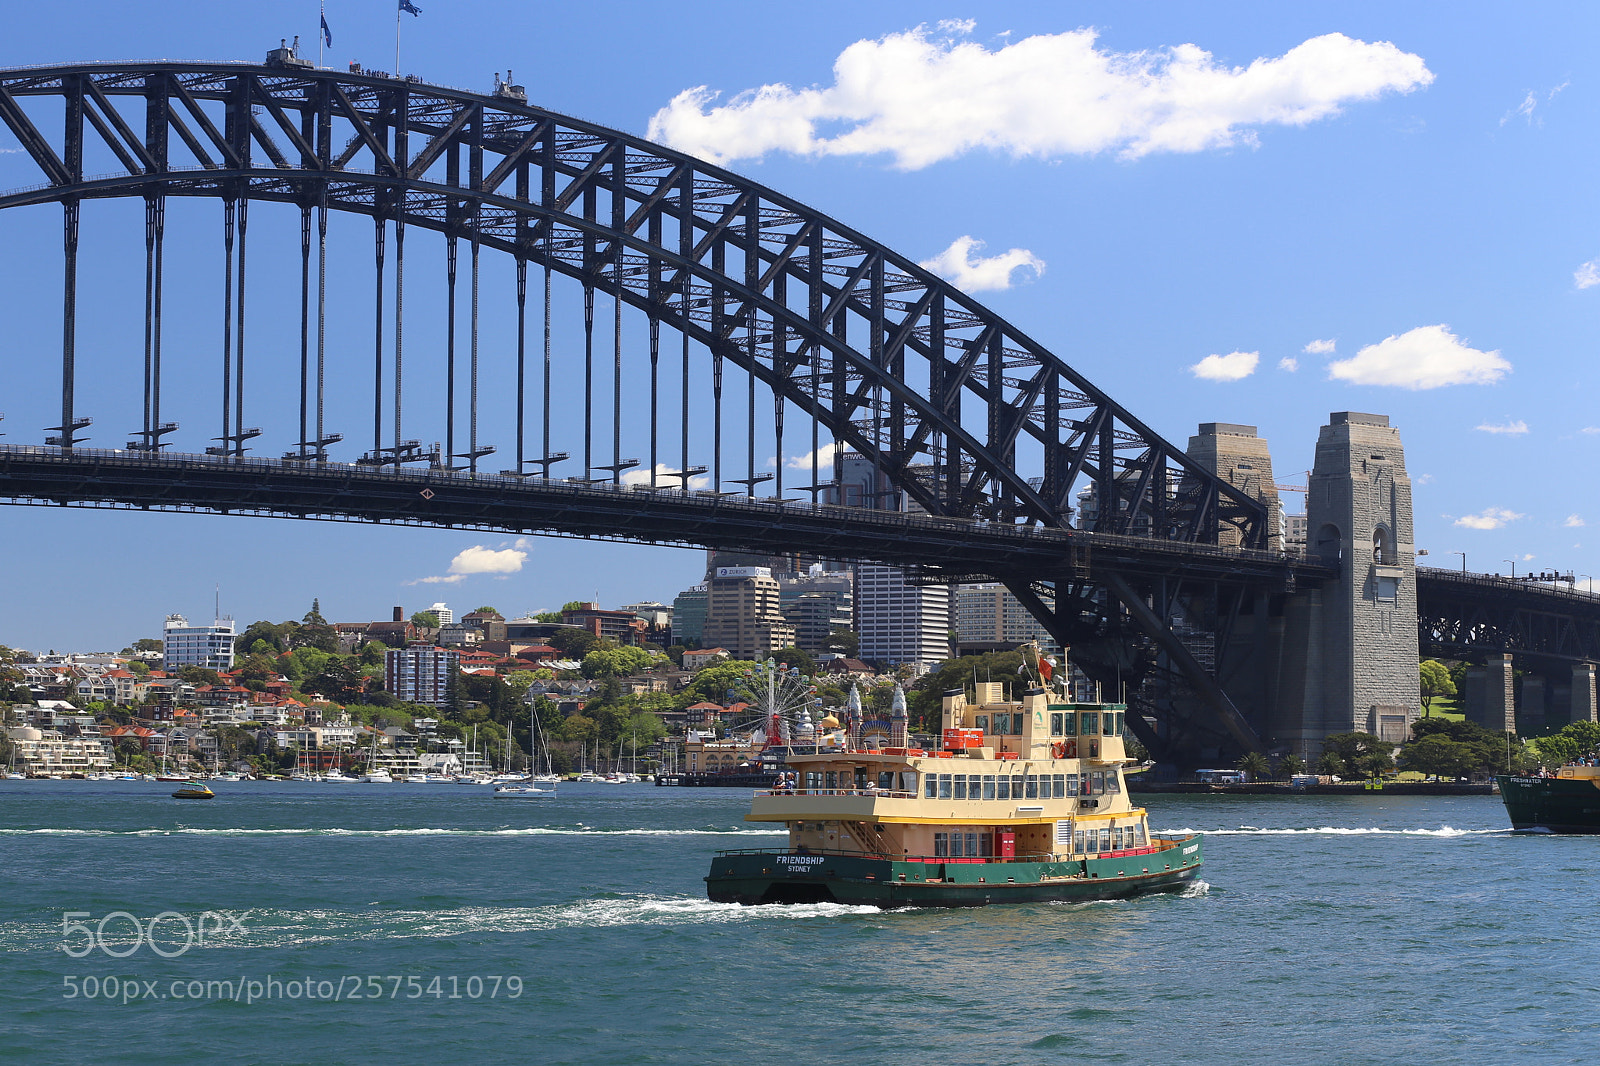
8, 445, 1598, 668
0, 445, 1324, 587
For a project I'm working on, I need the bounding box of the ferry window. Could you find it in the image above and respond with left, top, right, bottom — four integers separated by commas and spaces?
953, 775, 968, 800
1084, 828, 1098, 853
982, 775, 996, 801
806, 772, 821, 791
1113, 826, 1124, 850
1090, 771, 1105, 795
1012, 714, 1024, 736
1051, 774, 1065, 798
1067, 773, 1080, 795
1106, 772, 1121, 794
963, 832, 981, 857
1050, 712, 1064, 736
992, 712, 1011, 734
938, 774, 953, 800
1079, 712, 1099, 736
980, 833, 994, 858
997, 776, 1011, 801
824, 771, 837, 790
1061, 711, 1075, 735
901, 772, 918, 794
1024, 775, 1039, 799
1133, 823, 1147, 846
1099, 827, 1112, 853
1104, 713, 1117, 736
877, 771, 895, 790
934, 832, 949, 857
1074, 829, 1087, 853
925, 775, 937, 799
975, 714, 989, 731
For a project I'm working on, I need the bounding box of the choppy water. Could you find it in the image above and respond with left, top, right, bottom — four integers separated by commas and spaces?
1, 780, 1593, 1065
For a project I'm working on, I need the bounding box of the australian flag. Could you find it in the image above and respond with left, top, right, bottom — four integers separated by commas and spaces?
399, 0, 422, 14
320, 13, 333, 47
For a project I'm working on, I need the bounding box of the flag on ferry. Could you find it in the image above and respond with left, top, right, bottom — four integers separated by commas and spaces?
1038, 656, 1054, 683
399, 0, 422, 14
320, 14, 333, 46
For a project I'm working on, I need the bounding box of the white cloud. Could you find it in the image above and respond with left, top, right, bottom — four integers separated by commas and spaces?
647, 26, 1432, 169
1415, 473, 1434, 485
1475, 420, 1528, 435
621, 464, 712, 490
1566, 515, 1586, 528
1327, 324, 1509, 389
1501, 90, 1538, 127
1575, 260, 1600, 289
919, 236, 1044, 291
784, 442, 842, 471
1303, 338, 1336, 355
1453, 506, 1524, 530
1278, 357, 1299, 372
1189, 350, 1259, 382
408, 544, 528, 585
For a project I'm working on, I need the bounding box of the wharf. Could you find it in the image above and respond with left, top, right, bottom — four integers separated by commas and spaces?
1129, 781, 1494, 796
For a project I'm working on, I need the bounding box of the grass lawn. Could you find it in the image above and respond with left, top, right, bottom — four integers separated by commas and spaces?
1418, 697, 1463, 722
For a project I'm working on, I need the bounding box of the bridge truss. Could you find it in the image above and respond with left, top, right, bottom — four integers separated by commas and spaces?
0, 53, 1287, 761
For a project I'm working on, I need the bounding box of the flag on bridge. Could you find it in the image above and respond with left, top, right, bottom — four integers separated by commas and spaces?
399, 0, 422, 14
320, 13, 333, 47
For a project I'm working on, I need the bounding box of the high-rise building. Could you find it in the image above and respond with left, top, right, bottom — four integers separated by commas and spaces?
428, 602, 454, 626
780, 568, 854, 653
671, 585, 708, 647
161, 614, 236, 672
701, 567, 796, 660
384, 646, 459, 707
854, 565, 950, 667
956, 584, 1061, 656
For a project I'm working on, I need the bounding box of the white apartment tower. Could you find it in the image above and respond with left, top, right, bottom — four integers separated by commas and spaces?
161, 614, 236, 672
385, 646, 460, 707
854, 565, 950, 667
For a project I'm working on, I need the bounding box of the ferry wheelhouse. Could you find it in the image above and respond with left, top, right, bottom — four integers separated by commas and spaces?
706, 680, 1203, 907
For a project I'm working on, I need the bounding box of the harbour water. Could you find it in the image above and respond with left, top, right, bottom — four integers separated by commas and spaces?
1, 780, 1594, 1064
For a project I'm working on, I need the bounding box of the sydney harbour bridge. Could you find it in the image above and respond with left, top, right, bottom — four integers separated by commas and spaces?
0, 49, 1595, 764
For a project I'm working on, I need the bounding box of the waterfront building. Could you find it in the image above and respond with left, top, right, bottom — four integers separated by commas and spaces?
384, 646, 459, 707
161, 614, 236, 672
701, 567, 796, 661
4, 726, 113, 775
854, 565, 949, 667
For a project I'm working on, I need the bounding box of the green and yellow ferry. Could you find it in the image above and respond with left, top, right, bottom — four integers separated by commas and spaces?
706, 681, 1203, 907
1498, 762, 1600, 832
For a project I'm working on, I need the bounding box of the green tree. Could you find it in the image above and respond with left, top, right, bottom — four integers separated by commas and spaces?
234, 620, 297, 655
546, 627, 601, 658
559, 714, 598, 742
1315, 751, 1346, 776
411, 611, 440, 628
1236, 751, 1271, 780
1276, 753, 1306, 779
178, 665, 222, 687
823, 628, 859, 657
535, 611, 563, 623
124, 659, 150, 677
1399, 734, 1480, 779
358, 641, 388, 668
475, 606, 502, 616
1322, 732, 1394, 778
1420, 659, 1456, 716
678, 660, 762, 706
581, 645, 654, 679
133, 637, 163, 653
560, 601, 588, 613
293, 601, 340, 653
769, 646, 816, 674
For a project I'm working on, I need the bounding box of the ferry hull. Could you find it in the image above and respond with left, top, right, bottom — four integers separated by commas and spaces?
706, 838, 1203, 909
1497, 775, 1600, 833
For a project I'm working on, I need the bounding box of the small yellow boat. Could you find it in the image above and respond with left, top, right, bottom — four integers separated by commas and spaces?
171, 782, 215, 799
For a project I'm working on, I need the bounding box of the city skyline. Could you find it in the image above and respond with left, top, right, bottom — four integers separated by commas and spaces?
3, 3, 1598, 650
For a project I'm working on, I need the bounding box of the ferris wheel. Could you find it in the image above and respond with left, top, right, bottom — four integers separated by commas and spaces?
729, 658, 824, 747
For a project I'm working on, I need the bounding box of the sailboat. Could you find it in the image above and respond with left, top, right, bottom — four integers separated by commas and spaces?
496, 697, 557, 796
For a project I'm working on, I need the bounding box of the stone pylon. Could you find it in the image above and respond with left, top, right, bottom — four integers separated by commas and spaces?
1273, 413, 1420, 754
1185, 423, 1283, 553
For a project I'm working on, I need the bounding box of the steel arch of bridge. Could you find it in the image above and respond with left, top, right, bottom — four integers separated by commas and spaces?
0, 57, 1265, 546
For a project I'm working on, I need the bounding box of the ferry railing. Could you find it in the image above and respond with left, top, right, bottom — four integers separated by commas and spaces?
756, 787, 918, 799
714, 842, 1179, 862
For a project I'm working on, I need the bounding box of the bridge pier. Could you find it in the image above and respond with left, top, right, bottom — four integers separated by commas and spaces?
1271, 413, 1420, 754
1463, 654, 1515, 734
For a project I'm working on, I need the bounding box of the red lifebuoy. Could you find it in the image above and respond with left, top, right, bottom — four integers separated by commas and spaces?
1051, 741, 1066, 759
1064, 740, 1077, 758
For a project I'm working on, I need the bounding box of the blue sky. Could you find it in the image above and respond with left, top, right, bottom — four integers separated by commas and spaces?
1, 2, 1597, 651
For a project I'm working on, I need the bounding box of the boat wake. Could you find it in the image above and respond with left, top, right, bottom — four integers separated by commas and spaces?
0, 894, 886, 953
1158, 826, 1506, 837
0, 826, 784, 837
